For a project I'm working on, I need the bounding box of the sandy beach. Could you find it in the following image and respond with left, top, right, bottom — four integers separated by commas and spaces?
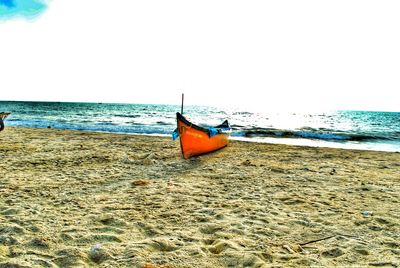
0, 126, 399, 267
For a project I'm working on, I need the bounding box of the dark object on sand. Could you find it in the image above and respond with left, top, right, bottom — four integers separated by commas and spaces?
0, 112, 11, 132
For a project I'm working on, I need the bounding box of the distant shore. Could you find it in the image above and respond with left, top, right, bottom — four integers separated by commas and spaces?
1, 127, 399, 267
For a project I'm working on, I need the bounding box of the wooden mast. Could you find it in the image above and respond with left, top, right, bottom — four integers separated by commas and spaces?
181, 93, 184, 114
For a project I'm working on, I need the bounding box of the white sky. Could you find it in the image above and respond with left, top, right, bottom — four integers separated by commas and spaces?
1, 0, 399, 112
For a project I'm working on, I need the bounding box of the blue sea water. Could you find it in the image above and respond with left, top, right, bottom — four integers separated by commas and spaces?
1, 101, 399, 152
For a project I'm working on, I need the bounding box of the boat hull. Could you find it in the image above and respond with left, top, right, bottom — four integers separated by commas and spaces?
177, 112, 230, 159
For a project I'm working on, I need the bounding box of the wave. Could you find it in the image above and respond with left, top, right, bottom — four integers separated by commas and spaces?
232, 111, 253, 116
113, 114, 141, 118
231, 124, 246, 129
232, 127, 397, 142
156, 121, 173, 126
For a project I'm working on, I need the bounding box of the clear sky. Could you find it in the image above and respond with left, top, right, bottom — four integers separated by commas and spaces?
1, 0, 399, 111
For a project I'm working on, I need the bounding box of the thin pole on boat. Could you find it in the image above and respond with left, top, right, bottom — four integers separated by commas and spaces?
181, 93, 184, 114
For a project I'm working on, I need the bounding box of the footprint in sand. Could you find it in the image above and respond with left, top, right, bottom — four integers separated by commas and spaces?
148, 238, 179, 252
79, 234, 122, 243
353, 245, 370, 256
208, 240, 237, 254
26, 237, 51, 250
0, 207, 20, 216
199, 224, 224, 235
0, 224, 25, 237
136, 222, 162, 237
91, 226, 125, 234
96, 215, 127, 227
53, 247, 89, 267
321, 247, 345, 258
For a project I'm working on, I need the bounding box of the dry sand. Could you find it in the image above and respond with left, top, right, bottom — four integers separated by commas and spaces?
0, 127, 399, 267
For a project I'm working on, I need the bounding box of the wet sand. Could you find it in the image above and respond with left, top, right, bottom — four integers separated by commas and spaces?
0, 127, 399, 267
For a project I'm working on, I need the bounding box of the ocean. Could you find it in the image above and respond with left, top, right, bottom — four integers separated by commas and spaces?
1, 101, 399, 152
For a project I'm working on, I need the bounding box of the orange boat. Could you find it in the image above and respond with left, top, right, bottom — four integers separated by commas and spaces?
175, 112, 231, 159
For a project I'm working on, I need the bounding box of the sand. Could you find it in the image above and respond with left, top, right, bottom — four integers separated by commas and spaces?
0, 126, 399, 267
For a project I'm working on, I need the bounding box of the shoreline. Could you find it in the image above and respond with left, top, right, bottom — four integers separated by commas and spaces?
4, 125, 400, 153
1, 126, 399, 267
